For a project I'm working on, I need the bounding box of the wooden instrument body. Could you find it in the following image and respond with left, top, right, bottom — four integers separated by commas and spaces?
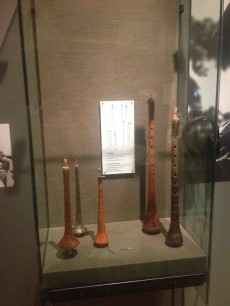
58, 160, 80, 250
94, 175, 109, 247
166, 110, 183, 247
142, 98, 161, 234
73, 162, 87, 236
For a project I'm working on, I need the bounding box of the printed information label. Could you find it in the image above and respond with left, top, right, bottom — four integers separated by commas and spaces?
100, 100, 135, 175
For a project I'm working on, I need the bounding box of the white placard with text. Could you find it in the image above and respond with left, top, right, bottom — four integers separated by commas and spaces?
100, 100, 135, 175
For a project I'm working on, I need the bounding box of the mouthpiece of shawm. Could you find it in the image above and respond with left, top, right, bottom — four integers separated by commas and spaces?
63, 159, 69, 169
97, 168, 106, 179
148, 95, 155, 104
149, 93, 157, 100
172, 107, 179, 121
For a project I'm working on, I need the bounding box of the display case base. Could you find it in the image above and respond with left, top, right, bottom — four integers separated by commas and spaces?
41, 219, 207, 302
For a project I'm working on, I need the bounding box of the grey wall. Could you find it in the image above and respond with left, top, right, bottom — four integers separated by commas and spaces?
0, 0, 17, 50
0, 8, 40, 306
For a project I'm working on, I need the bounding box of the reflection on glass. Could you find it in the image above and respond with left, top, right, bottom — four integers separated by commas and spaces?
178, 0, 222, 304
216, 2, 230, 182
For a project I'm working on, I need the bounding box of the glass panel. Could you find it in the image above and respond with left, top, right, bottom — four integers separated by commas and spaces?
178, 0, 222, 305
20, 1, 49, 269
19, 0, 221, 302
182, 0, 221, 252
216, 0, 230, 182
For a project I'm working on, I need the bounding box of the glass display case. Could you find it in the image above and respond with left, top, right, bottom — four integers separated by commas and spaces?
16, 0, 222, 304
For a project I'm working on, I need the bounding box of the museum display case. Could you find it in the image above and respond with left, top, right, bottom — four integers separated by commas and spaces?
1, 0, 222, 304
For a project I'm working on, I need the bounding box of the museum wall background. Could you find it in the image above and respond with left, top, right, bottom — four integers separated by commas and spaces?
25, 0, 179, 228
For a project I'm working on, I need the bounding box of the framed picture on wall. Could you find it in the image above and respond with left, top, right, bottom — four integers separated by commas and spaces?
0, 124, 14, 187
